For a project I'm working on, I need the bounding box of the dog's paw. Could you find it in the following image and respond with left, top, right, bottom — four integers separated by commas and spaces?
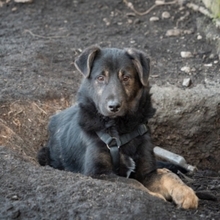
158, 168, 198, 209
171, 183, 198, 209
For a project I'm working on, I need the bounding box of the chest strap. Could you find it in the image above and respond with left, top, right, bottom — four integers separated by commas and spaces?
96, 124, 148, 174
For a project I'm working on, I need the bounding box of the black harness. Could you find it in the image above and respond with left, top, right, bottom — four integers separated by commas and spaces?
96, 124, 148, 174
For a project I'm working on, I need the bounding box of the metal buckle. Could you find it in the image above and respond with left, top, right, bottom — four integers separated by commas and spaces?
106, 137, 121, 149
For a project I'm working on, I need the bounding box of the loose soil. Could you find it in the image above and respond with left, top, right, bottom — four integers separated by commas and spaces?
0, 0, 220, 219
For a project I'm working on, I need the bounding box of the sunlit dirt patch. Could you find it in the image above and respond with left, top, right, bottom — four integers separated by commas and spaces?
0, 98, 71, 163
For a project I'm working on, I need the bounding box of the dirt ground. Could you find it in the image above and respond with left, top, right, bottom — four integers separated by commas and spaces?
0, 0, 220, 219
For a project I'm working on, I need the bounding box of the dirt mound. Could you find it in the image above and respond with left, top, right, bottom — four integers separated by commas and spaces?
0, 146, 219, 220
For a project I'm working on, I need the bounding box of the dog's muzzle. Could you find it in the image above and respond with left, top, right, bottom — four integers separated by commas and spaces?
107, 100, 121, 113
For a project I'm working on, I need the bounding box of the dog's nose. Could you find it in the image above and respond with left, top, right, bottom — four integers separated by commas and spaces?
108, 100, 121, 112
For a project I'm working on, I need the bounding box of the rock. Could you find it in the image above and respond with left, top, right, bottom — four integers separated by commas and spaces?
180, 51, 193, 58
197, 34, 203, 40
12, 7, 17, 12
166, 29, 182, 37
181, 66, 191, 74
183, 29, 194, 34
103, 18, 110, 26
134, 18, 141, 24
11, 195, 19, 200
209, 54, 215, 59
204, 63, 213, 67
182, 78, 191, 87
155, 0, 165, 4
162, 11, 170, 19
127, 19, 133, 24
150, 16, 160, 22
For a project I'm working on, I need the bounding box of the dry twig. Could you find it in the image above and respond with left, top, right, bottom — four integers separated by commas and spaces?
32, 102, 47, 115
123, 0, 177, 16
24, 29, 69, 39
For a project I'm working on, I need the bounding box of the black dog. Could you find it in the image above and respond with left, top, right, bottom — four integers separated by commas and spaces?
38, 46, 198, 209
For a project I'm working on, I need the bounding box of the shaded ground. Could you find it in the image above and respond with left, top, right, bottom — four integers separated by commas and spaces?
0, 0, 220, 219
0, 146, 220, 220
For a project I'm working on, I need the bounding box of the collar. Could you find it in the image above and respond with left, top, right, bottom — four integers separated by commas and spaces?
96, 124, 148, 174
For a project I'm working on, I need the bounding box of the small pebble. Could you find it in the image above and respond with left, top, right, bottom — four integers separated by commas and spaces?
150, 16, 159, 22
209, 54, 215, 59
180, 51, 193, 58
127, 19, 132, 24
197, 34, 202, 40
166, 29, 182, 37
182, 78, 191, 87
156, 0, 165, 4
103, 18, 110, 26
183, 29, 193, 35
191, 67, 196, 72
181, 66, 190, 74
204, 63, 213, 67
12, 7, 17, 12
11, 195, 19, 200
134, 19, 141, 24
162, 11, 170, 19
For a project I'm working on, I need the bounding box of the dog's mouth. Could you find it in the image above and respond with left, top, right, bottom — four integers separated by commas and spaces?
99, 105, 126, 118
101, 111, 125, 118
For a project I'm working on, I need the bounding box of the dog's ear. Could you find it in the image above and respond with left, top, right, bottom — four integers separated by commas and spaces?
74, 45, 100, 78
126, 48, 150, 86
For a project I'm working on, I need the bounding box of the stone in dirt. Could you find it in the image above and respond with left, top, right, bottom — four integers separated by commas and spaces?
182, 78, 191, 87
180, 51, 193, 58
162, 11, 170, 19
181, 66, 191, 74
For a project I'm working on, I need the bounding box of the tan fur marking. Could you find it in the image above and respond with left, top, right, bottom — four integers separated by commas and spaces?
156, 168, 198, 209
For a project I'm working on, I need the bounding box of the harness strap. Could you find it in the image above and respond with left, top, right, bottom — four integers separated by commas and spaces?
96, 124, 148, 174
120, 124, 148, 145
109, 146, 120, 174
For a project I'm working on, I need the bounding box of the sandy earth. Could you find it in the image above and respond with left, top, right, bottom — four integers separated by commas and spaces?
0, 0, 220, 219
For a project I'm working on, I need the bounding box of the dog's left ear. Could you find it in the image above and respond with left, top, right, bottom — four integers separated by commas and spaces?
126, 48, 150, 86
74, 45, 101, 78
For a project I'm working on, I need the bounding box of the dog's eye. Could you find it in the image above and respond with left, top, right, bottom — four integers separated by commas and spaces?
97, 75, 105, 82
122, 75, 130, 82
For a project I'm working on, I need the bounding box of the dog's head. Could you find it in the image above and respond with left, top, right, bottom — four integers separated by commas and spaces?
75, 45, 151, 118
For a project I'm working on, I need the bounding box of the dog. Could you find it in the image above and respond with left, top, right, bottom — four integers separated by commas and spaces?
38, 45, 198, 209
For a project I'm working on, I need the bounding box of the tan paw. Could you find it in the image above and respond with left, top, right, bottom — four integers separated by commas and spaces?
158, 168, 199, 209
171, 184, 198, 209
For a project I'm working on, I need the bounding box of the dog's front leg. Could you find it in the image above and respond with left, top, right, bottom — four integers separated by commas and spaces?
145, 168, 199, 209
83, 146, 114, 176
